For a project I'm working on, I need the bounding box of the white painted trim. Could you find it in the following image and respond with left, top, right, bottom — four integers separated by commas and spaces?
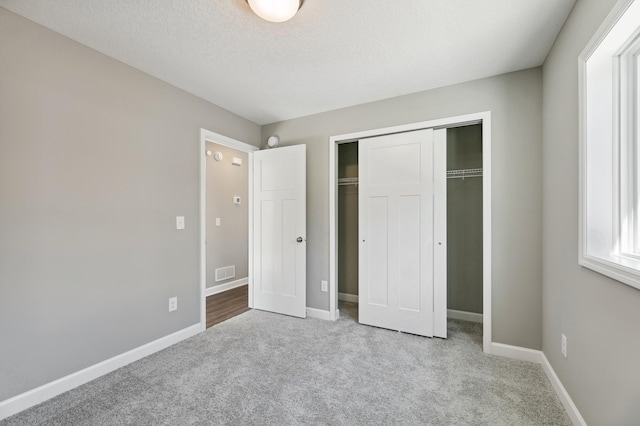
201, 129, 260, 153
491, 342, 543, 364
433, 128, 448, 338
0, 324, 200, 421
490, 344, 586, 425
328, 111, 492, 353
306, 307, 333, 321
329, 137, 338, 320
338, 292, 359, 303
447, 309, 483, 323
199, 129, 258, 331
205, 277, 249, 297
541, 353, 588, 426
577, 0, 640, 291
330, 113, 485, 143
329, 275, 337, 320
481, 114, 492, 354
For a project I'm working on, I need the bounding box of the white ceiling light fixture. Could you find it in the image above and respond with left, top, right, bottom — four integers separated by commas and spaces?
247, 0, 301, 23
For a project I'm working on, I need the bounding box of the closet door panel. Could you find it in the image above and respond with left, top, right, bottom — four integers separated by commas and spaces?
359, 129, 435, 337
398, 195, 421, 312
368, 196, 389, 306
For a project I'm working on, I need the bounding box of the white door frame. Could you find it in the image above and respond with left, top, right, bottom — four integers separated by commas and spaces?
328, 111, 492, 353
199, 129, 259, 332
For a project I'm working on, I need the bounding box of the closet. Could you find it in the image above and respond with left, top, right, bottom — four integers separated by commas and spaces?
446, 124, 483, 321
336, 123, 483, 332
337, 143, 359, 301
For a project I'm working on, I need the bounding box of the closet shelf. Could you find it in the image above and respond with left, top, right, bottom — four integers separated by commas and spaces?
339, 170, 481, 184
338, 177, 359, 186
446, 168, 483, 179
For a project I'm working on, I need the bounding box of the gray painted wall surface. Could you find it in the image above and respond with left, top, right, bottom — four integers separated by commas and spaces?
447, 125, 483, 314
0, 9, 260, 401
542, 0, 640, 423
337, 143, 358, 296
206, 143, 249, 288
263, 67, 543, 350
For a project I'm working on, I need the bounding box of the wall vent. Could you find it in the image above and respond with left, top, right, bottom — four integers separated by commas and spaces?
215, 265, 236, 282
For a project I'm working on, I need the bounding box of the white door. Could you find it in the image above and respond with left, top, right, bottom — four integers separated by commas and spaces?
253, 145, 306, 318
358, 129, 446, 337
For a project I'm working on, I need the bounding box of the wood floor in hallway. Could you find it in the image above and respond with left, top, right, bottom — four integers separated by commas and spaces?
206, 284, 250, 328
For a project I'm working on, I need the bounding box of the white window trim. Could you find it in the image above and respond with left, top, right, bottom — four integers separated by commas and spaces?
619, 31, 640, 256
579, 0, 640, 290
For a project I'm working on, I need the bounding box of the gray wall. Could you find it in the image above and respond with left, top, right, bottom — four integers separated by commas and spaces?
337, 143, 358, 296
206, 142, 249, 288
447, 125, 483, 314
0, 8, 260, 402
542, 0, 640, 423
263, 67, 543, 350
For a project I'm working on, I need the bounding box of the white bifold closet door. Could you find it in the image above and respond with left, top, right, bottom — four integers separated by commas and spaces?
358, 128, 447, 338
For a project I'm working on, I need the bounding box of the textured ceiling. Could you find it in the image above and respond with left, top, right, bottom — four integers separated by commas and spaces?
0, 0, 575, 125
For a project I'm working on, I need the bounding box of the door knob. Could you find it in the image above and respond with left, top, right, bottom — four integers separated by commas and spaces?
297, 237, 304, 243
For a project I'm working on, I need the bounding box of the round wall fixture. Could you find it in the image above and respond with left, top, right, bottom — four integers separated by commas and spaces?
214, 152, 223, 161
206, 150, 212, 156
267, 136, 279, 148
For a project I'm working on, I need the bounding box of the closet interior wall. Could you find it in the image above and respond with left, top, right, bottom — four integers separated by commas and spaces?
447, 125, 483, 315
337, 142, 359, 298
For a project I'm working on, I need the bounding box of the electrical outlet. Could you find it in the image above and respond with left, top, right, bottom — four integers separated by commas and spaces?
321, 280, 328, 292
169, 297, 178, 312
561, 333, 567, 358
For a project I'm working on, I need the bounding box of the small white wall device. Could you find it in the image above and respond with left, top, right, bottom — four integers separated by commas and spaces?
267, 136, 279, 148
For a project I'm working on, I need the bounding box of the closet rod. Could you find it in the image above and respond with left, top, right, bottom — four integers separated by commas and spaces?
446, 168, 483, 179
338, 177, 359, 186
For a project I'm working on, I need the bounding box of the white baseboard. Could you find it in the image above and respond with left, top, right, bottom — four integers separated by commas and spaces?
338, 292, 359, 303
0, 324, 201, 421
205, 277, 248, 297
447, 309, 483, 323
491, 342, 543, 364
540, 353, 587, 426
306, 307, 333, 321
491, 343, 585, 425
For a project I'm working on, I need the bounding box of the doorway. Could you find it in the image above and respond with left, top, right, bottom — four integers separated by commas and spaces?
199, 129, 258, 331
329, 112, 492, 352
199, 130, 308, 329
204, 141, 250, 328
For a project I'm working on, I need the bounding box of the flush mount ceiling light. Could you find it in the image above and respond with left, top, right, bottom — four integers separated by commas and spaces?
247, 0, 302, 23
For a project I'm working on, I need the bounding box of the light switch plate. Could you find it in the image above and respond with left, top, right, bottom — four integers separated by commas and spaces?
176, 216, 185, 230
216, 218, 221, 227
233, 196, 241, 204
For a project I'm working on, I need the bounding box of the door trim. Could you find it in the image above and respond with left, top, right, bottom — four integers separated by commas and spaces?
199, 129, 259, 332
328, 111, 492, 353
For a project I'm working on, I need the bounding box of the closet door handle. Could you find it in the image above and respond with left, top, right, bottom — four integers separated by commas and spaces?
297, 237, 304, 243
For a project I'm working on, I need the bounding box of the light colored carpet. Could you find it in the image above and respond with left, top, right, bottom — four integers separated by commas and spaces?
3, 302, 571, 425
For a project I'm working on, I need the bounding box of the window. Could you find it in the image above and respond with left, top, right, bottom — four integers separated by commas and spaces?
580, 0, 640, 289
619, 32, 640, 258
